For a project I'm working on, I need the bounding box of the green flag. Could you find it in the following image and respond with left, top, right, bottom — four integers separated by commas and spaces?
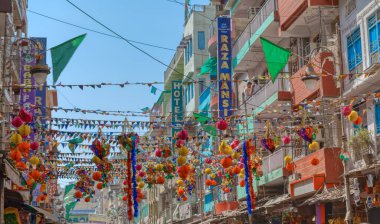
202, 124, 217, 136
51, 34, 86, 84
64, 184, 75, 196
193, 113, 211, 124
151, 86, 157, 95
260, 37, 291, 83
65, 201, 77, 219
197, 57, 217, 78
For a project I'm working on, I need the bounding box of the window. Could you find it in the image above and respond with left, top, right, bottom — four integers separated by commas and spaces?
367, 12, 380, 65
347, 28, 362, 72
198, 31, 205, 50
184, 38, 193, 64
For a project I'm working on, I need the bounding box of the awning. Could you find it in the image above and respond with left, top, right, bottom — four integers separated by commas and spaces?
27, 205, 58, 222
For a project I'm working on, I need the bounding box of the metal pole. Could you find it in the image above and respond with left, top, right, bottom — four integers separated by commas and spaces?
243, 98, 252, 224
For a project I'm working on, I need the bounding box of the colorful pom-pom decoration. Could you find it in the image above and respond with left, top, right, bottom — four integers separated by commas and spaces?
348, 111, 359, 122
216, 119, 228, 131
30, 142, 39, 151
311, 157, 320, 166
282, 135, 291, 144
342, 106, 352, 117
177, 129, 188, 140
11, 116, 23, 128
308, 141, 319, 151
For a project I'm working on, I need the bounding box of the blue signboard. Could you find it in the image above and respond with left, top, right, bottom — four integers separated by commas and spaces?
31, 38, 47, 125
217, 17, 233, 118
172, 81, 183, 140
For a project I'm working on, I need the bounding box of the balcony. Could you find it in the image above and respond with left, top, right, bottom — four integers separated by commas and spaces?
164, 50, 184, 90
232, 0, 279, 71
290, 51, 340, 106
278, 0, 338, 32
289, 147, 343, 198
247, 78, 291, 118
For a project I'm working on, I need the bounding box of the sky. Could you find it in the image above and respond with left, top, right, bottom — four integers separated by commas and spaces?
28, 0, 209, 125
28, 0, 210, 186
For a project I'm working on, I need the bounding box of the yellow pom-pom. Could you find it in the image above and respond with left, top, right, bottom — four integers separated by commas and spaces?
136, 176, 142, 182
29, 156, 40, 166
348, 111, 359, 122
138, 182, 145, 188
177, 156, 187, 166
176, 179, 184, 186
284, 155, 292, 164
10, 134, 22, 145
178, 146, 189, 156
205, 168, 212, 174
18, 125, 31, 137
238, 173, 245, 178
308, 141, 319, 151
92, 156, 101, 164
156, 164, 164, 171
232, 152, 241, 160
211, 173, 216, 179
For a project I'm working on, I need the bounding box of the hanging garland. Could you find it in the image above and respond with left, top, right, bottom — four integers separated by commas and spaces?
242, 142, 252, 214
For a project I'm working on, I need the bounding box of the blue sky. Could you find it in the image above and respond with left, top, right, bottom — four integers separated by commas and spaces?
28, 0, 209, 125
28, 0, 209, 186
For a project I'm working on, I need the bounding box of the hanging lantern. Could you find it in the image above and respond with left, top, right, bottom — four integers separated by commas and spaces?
11, 116, 23, 128
216, 119, 228, 131
177, 130, 188, 140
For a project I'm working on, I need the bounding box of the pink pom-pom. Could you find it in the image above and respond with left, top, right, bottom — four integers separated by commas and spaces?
238, 163, 244, 169
230, 139, 240, 149
217, 171, 222, 177
136, 164, 142, 171
11, 116, 23, 128
30, 142, 39, 151
123, 180, 127, 185
177, 130, 188, 140
216, 119, 228, 131
175, 140, 184, 148
138, 171, 146, 177
342, 106, 352, 117
155, 149, 162, 157
19, 108, 32, 123
282, 136, 291, 145
205, 158, 212, 164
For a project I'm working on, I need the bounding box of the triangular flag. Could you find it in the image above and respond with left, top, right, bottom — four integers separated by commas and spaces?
151, 86, 157, 95
51, 34, 87, 84
260, 37, 291, 83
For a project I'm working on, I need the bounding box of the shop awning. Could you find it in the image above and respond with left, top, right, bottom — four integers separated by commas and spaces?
26, 205, 58, 222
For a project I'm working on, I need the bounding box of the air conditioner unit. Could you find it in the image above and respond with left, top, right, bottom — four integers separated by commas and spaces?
248, 7, 261, 19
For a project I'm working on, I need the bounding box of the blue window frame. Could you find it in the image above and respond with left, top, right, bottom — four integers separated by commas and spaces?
347, 28, 362, 71
184, 38, 193, 64
375, 100, 380, 134
198, 31, 205, 50
367, 12, 380, 64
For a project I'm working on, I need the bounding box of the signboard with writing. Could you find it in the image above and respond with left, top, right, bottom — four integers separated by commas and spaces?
171, 81, 183, 143
217, 16, 233, 119
19, 40, 36, 140
31, 38, 47, 125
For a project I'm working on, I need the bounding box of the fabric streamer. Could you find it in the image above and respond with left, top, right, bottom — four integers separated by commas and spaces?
132, 136, 139, 217
127, 151, 133, 220
242, 142, 252, 214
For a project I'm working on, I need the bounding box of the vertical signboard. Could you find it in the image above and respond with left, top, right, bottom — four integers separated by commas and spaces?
19, 39, 36, 140
31, 38, 47, 125
217, 17, 233, 119
171, 81, 183, 143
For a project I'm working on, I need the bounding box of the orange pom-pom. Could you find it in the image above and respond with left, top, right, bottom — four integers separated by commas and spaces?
239, 180, 245, 187
96, 182, 103, 190
92, 171, 102, 181
16, 162, 28, 170
74, 190, 83, 199
285, 163, 295, 172
18, 142, 30, 153
232, 166, 241, 175
182, 196, 187, 201
311, 157, 320, 166
30, 170, 41, 180
205, 179, 212, 186
85, 197, 91, 203
220, 157, 233, 168
10, 150, 22, 162
122, 195, 127, 201
354, 116, 362, 125
224, 188, 230, 193
178, 188, 185, 195
156, 176, 165, 185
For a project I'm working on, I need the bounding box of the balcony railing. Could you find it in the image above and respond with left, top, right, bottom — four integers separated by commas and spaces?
232, 0, 276, 59
246, 78, 290, 110
261, 146, 291, 175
